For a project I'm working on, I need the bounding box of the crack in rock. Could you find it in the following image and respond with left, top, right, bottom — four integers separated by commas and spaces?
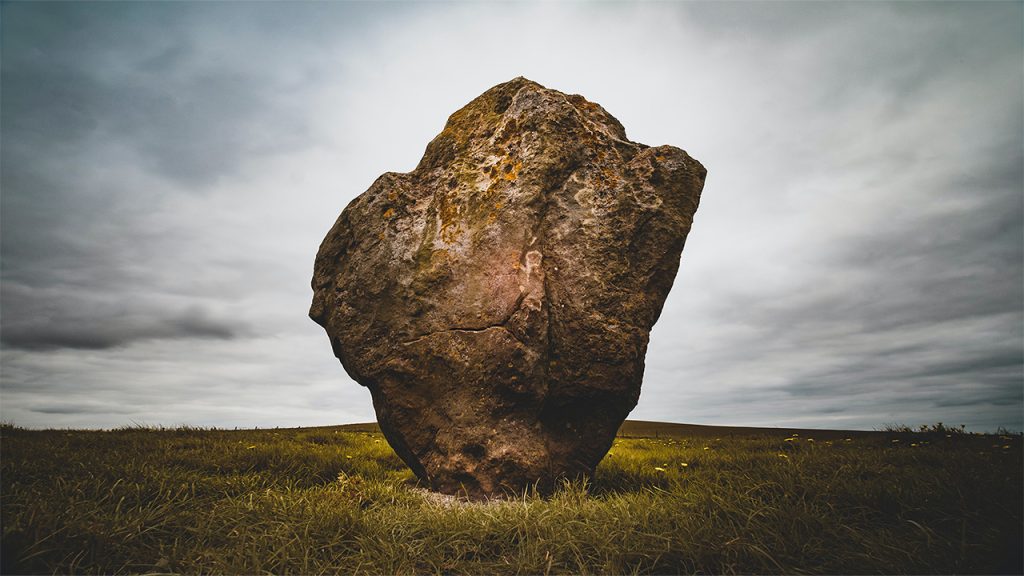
401, 324, 513, 347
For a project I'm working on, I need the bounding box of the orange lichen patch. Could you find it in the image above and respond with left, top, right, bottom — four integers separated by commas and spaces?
382, 208, 395, 219
567, 94, 601, 114
439, 216, 462, 244
426, 139, 521, 246
436, 188, 464, 244
501, 160, 522, 181
418, 81, 533, 170
600, 165, 620, 186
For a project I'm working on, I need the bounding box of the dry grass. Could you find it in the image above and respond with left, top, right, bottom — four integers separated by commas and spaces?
2, 422, 1021, 574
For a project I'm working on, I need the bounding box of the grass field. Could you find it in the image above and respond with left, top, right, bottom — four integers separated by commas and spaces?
2, 421, 1021, 575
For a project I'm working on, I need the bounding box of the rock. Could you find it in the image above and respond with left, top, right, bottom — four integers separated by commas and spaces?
310, 77, 706, 499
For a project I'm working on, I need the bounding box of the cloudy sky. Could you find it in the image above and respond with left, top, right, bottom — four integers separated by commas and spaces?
2, 1, 1021, 432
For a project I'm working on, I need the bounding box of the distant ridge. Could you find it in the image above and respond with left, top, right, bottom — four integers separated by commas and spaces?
333, 420, 885, 440
617, 420, 883, 439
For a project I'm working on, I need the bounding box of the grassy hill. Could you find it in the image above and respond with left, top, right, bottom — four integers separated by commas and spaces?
2, 421, 1021, 574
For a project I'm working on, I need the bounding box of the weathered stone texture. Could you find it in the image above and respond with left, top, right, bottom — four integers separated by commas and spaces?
310, 77, 705, 498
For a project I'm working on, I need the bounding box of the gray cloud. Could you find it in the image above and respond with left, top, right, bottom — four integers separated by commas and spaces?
30, 403, 134, 415
2, 302, 240, 351
1, 2, 351, 187
1, 2, 323, 355
637, 1, 1022, 431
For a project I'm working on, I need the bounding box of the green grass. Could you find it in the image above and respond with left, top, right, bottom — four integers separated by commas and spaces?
2, 422, 1021, 575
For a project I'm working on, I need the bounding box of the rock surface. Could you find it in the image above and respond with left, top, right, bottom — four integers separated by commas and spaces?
310, 77, 706, 498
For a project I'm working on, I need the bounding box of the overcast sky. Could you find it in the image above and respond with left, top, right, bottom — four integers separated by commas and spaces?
2, 1, 1021, 432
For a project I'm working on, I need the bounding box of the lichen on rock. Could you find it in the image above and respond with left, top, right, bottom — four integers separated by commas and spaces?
310, 77, 706, 499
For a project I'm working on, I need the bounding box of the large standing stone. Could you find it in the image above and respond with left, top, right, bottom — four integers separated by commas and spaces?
310, 77, 705, 498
